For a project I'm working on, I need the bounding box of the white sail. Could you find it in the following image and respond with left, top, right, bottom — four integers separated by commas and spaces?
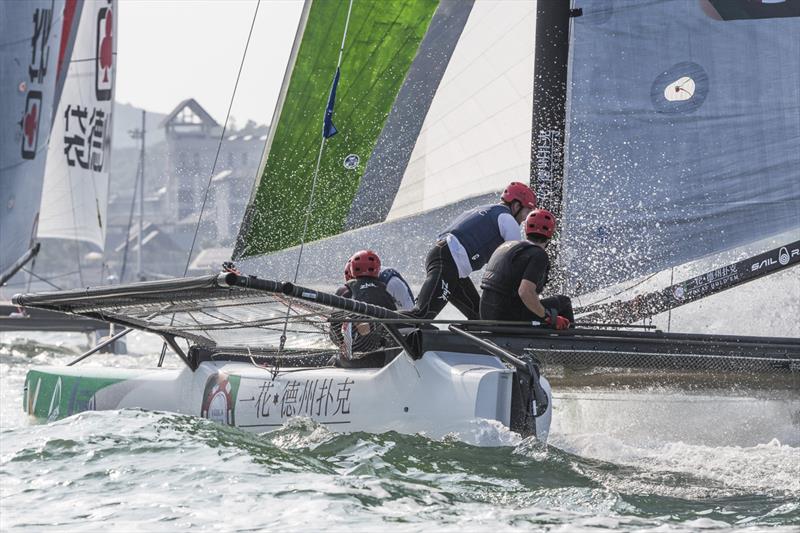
38, 0, 117, 250
387, 0, 536, 220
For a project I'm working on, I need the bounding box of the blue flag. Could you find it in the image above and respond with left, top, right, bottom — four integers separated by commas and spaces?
323, 67, 340, 138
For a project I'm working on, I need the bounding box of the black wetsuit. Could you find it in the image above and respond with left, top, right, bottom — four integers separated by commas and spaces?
331, 278, 397, 367
480, 240, 573, 323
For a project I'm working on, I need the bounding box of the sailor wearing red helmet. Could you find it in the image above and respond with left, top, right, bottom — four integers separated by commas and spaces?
332, 250, 398, 367
409, 182, 536, 320
346, 257, 415, 312
479, 209, 573, 329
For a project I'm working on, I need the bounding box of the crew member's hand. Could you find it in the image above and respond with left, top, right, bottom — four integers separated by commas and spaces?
544, 309, 570, 330
222, 261, 241, 275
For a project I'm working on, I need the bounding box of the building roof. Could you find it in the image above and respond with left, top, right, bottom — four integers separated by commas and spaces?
159, 98, 220, 129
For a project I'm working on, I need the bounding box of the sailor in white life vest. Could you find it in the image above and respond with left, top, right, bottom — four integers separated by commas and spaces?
377, 267, 416, 312
409, 182, 537, 320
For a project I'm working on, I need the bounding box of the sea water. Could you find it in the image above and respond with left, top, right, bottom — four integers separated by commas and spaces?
1, 329, 798, 532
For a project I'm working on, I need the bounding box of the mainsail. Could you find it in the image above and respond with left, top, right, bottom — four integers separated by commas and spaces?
0, 1, 75, 284
38, 0, 117, 252
232, 0, 797, 329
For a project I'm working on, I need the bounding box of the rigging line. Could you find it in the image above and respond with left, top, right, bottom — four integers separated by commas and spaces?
277, 0, 355, 360
667, 267, 674, 332
181, 0, 261, 277
119, 156, 142, 283
580, 269, 662, 310
25, 257, 38, 293
159, 0, 261, 367
21, 268, 63, 291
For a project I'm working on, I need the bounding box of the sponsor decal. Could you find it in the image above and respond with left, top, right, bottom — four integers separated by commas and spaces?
28, 7, 52, 84
343, 154, 359, 170
672, 285, 685, 301
63, 104, 108, 170
20, 6, 53, 159
751, 245, 799, 272
438, 280, 450, 302
47, 378, 62, 422
244, 377, 354, 422
201, 372, 234, 425
21, 91, 42, 159
778, 247, 790, 266
26, 378, 42, 415
534, 129, 564, 210
359, 282, 377, 289
651, 62, 709, 114
681, 264, 740, 299
95, 5, 114, 101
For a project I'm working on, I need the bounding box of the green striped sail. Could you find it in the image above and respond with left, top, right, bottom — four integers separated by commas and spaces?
237, 0, 438, 257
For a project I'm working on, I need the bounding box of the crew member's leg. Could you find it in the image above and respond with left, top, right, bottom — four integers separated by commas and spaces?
449, 277, 481, 320
410, 242, 456, 319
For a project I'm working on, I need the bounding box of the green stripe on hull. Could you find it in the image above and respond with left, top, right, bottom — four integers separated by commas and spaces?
24, 369, 128, 422
242, 0, 438, 256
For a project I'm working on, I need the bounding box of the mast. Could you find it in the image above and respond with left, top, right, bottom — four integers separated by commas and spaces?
530, 1, 576, 289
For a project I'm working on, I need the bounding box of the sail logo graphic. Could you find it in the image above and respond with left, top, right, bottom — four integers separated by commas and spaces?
47, 378, 62, 422
95, 5, 114, 101
343, 154, 360, 170
751, 246, 798, 271
778, 247, 791, 266
21, 91, 42, 159
651, 62, 709, 114
20, 6, 52, 159
201, 372, 234, 425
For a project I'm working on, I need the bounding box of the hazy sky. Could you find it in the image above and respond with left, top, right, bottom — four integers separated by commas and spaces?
115, 0, 304, 127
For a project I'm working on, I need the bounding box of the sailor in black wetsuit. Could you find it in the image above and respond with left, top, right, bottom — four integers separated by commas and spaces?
409, 182, 537, 320
480, 209, 573, 329
331, 250, 398, 367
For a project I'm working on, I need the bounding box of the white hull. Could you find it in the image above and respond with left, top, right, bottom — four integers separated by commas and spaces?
24, 350, 554, 442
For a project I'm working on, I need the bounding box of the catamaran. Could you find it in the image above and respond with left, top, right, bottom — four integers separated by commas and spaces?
11, 0, 800, 443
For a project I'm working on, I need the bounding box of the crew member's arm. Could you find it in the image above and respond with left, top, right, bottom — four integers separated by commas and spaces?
386, 276, 415, 312
329, 286, 351, 344
336, 285, 371, 335
518, 279, 546, 319
497, 212, 523, 242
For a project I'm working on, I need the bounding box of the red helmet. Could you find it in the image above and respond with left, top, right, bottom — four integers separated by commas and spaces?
348, 250, 381, 278
501, 182, 536, 209
344, 260, 354, 281
525, 209, 556, 239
